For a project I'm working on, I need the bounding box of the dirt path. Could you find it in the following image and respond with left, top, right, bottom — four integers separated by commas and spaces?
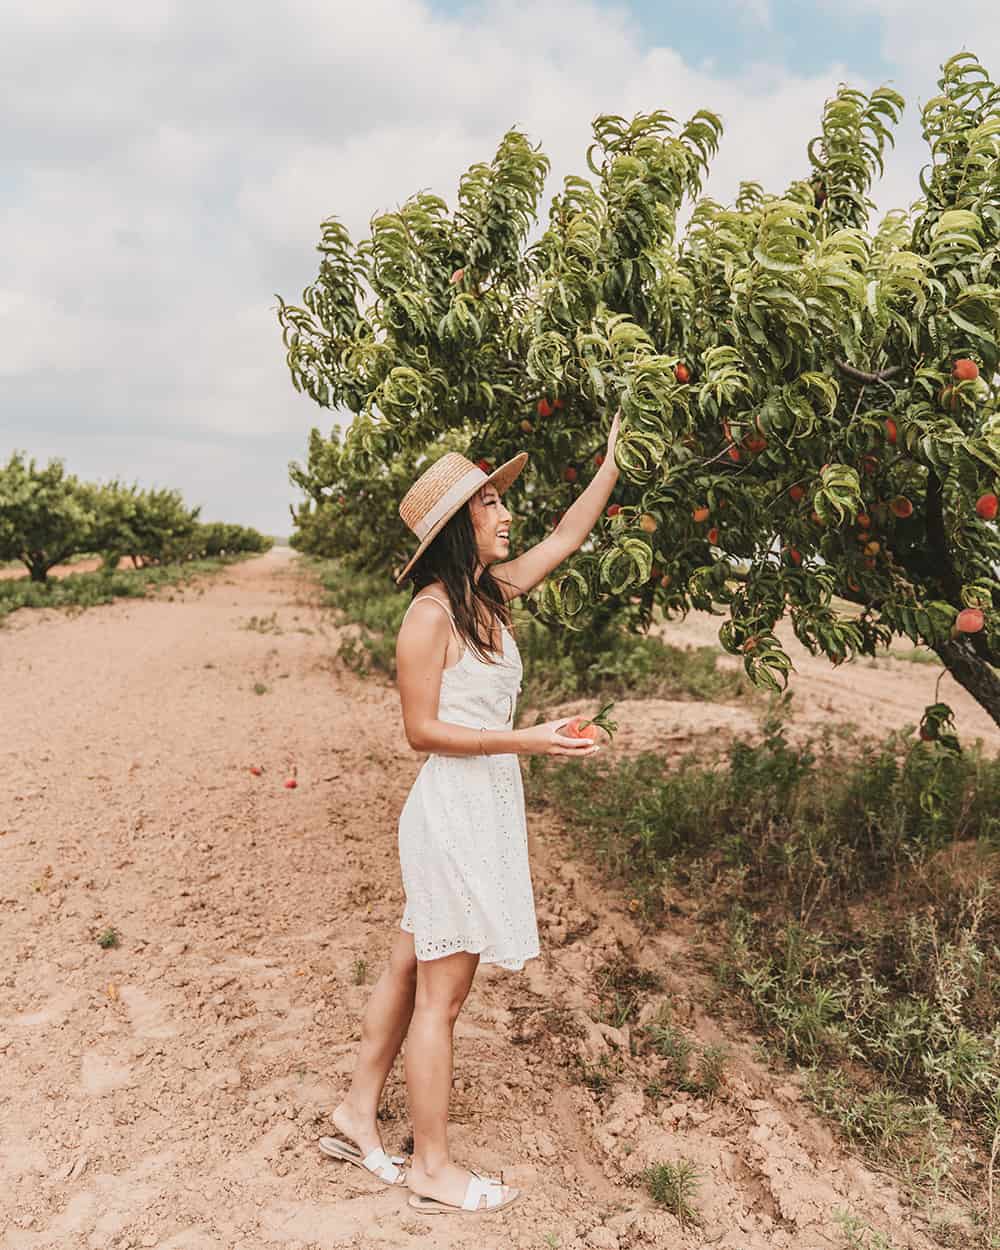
0, 550, 949, 1250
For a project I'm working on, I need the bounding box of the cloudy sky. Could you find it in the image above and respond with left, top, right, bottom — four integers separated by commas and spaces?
2, 1, 997, 537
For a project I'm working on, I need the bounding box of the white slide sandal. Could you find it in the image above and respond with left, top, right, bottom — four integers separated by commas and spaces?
408, 1169, 520, 1215
318, 1135, 408, 1187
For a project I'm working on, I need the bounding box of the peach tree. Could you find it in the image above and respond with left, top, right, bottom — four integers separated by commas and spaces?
279, 52, 1000, 732
0, 452, 98, 582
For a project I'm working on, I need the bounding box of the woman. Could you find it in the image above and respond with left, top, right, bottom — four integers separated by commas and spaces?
320, 412, 621, 1215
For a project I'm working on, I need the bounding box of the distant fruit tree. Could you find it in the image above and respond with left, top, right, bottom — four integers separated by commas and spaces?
278, 53, 1000, 732
0, 452, 272, 579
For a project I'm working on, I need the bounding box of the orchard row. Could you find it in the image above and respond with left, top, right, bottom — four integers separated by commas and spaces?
0, 452, 271, 583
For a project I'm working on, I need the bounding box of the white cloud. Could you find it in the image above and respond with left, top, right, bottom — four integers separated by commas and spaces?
817, 0, 998, 85
2, 0, 987, 533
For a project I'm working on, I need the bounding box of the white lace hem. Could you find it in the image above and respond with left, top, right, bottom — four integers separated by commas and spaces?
399, 919, 539, 972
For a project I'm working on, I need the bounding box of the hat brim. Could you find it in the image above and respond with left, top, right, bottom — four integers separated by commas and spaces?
394, 451, 528, 585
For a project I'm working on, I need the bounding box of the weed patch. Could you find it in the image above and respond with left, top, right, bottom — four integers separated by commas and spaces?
529, 711, 1000, 1222
0, 557, 245, 621
641, 1158, 702, 1229
243, 612, 282, 634
593, 957, 661, 1028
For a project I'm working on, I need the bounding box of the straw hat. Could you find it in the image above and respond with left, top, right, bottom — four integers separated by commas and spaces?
395, 450, 528, 584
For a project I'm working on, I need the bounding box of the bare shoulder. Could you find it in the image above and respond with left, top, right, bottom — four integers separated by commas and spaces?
396, 589, 452, 658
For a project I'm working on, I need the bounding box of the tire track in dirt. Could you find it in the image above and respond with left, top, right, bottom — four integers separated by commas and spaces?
0, 550, 944, 1249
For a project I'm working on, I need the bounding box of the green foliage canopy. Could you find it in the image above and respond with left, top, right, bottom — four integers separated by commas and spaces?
280, 53, 1000, 727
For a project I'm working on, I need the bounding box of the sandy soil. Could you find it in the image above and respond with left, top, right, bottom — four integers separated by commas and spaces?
657, 609, 1000, 754
0, 549, 978, 1250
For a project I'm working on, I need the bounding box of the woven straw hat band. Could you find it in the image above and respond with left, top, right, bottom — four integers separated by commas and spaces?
398, 453, 486, 539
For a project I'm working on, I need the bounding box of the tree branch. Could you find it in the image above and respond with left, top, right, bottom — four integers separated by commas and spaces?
931, 637, 1000, 730
925, 470, 963, 603
834, 358, 903, 385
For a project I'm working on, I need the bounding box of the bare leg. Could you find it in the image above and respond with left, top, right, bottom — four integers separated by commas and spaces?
405, 950, 518, 1209
331, 928, 417, 1156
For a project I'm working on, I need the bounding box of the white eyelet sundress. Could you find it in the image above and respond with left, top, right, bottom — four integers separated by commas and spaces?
397, 594, 541, 971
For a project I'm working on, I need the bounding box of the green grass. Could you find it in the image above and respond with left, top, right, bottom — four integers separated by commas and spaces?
641, 1159, 702, 1229
593, 956, 661, 1028
308, 559, 408, 677
96, 927, 120, 949
0, 556, 248, 621
880, 645, 942, 666
833, 1212, 905, 1250
640, 1010, 730, 1098
527, 710, 1000, 1220
515, 613, 746, 706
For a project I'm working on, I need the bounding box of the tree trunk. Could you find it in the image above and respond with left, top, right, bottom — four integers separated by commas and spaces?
933, 637, 1000, 730
28, 563, 48, 584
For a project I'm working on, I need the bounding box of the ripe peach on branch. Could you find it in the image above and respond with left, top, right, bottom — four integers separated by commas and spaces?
956, 607, 985, 634
976, 493, 998, 521
889, 496, 913, 519
952, 358, 979, 382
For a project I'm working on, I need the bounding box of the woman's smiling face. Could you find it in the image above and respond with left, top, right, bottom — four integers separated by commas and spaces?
468, 483, 512, 567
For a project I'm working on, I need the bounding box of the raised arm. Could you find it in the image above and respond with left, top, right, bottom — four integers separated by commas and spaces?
396, 598, 599, 758
492, 411, 620, 600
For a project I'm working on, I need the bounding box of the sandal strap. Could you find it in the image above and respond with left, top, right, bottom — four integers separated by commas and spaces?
463, 1173, 505, 1211
362, 1147, 405, 1184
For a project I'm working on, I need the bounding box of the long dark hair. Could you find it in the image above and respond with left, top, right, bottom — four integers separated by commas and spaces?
406, 501, 512, 663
